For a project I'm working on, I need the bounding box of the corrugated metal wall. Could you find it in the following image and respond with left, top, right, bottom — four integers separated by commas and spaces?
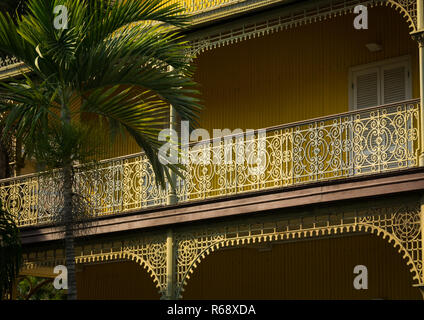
76, 261, 160, 300
74, 234, 421, 299
17, 5, 420, 166
183, 234, 422, 300
194, 6, 419, 133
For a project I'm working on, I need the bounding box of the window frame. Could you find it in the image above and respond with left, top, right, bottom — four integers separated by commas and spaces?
348, 55, 412, 111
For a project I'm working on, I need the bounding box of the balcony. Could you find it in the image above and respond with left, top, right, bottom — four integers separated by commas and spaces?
0, 99, 420, 228
0, 0, 295, 79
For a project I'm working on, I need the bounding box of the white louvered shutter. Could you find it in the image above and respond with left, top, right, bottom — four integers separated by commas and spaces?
381, 62, 412, 169
353, 68, 380, 109
382, 63, 409, 104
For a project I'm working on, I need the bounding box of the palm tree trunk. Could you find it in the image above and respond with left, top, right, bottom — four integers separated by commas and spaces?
63, 162, 77, 300
0, 141, 10, 179
60, 88, 78, 300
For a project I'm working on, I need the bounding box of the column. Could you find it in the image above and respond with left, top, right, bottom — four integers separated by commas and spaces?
419, 286, 424, 299
165, 229, 176, 299
413, 0, 424, 165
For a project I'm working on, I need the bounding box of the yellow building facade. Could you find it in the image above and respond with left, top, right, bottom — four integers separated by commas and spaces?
2, 0, 424, 300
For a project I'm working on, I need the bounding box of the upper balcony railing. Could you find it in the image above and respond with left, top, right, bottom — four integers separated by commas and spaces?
168, 0, 241, 14
0, 99, 420, 227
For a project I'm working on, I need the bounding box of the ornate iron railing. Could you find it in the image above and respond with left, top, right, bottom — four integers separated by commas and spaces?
0, 99, 420, 227
176, 99, 421, 200
168, 0, 240, 14
0, 55, 19, 68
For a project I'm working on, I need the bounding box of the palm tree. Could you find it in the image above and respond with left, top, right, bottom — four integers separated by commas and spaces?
16, 275, 66, 300
0, 0, 25, 300
0, 0, 200, 299
0, 202, 22, 299
0, 0, 26, 19
0, 1, 27, 179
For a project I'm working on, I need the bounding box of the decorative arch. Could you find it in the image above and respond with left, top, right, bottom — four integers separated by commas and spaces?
74, 251, 163, 294
21, 234, 169, 297
189, 0, 419, 58
388, 0, 418, 31
175, 202, 422, 298
21, 198, 423, 300
358, 223, 422, 283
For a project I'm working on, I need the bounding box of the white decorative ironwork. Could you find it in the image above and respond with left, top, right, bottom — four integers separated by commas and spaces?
0, 1, 420, 76
177, 100, 420, 201
189, 0, 419, 56
390, 0, 418, 29
0, 100, 420, 227
168, 0, 243, 14
174, 200, 423, 297
22, 233, 169, 295
20, 197, 423, 299
0, 55, 19, 69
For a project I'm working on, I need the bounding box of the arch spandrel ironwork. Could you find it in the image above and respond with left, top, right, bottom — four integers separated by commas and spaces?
14, 0, 424, 299
190, 0, 420, 57
388, 0, 418, 30
21, 197, 423, 299
174, 201, 423, 298
21, 234, 169, 297
0, 1, 421, 74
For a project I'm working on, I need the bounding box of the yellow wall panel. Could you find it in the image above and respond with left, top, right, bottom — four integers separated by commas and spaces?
16, 6, 419, 173
76, 261, 160, 300
194, 6, 419, 133
183, 234, 422, 300
71, 234, 422, 299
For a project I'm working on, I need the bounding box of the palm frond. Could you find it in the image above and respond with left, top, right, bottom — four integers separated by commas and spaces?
0, 204, 22, 299
0, 0, 202, 188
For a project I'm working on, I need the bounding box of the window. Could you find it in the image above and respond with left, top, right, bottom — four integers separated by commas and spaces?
349, 56, 412, 110
348, 56, 413, 173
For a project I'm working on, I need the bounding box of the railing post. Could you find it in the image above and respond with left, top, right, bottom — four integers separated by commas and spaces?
291, 128, 295, 185
412, 0, 424, 165
167, 66, 178, 206
234, 136, 238, 193
418, 37, 424, 166
167, 104, 178, 206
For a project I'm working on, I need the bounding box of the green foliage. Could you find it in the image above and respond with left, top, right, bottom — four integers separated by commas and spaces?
0, 0, 201, 300
16, 276, 66, 300
0, 0, 27, 60
31, 121, 101, 168
0, 0, 201, 187
0, 201, 22, 299
0, 0, 27, 20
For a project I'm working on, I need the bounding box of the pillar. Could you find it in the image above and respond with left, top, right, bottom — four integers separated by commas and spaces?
165, 229, 176, 300
411, 1, 424, 294
167, 104, 178, 205
419, 286, 424, 299
413, 1, 424, 165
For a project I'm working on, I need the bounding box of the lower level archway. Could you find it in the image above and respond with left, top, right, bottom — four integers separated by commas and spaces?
76, 261, 160, 299
182, 234, 422, 299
